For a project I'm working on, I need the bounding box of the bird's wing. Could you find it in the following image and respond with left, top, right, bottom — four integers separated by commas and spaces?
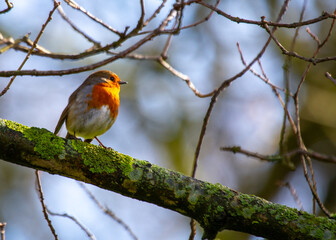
54, 105, 69, 135
54, 86, 80, 135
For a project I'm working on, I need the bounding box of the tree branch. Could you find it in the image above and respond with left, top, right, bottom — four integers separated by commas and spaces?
0, 118, 335, 240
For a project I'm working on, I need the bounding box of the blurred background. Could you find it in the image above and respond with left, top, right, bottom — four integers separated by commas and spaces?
1, 0, 336, 239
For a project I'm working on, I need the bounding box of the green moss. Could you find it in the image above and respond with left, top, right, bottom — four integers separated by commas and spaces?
129, 167, 143, 181
71, 140, 133, 175
24, 127, 65, 160
72, 140, 113, 174
175, 189, 186, 198
216, 205, 224, 213
323, 230, 334, 240
122, 179, 137, 193
5, 116, 134, 175
242, 207, 256, 219
4, 119, 29, 132
188, 190, 201, 205
164, 177, 175, 190
121, 155, 134, 176
160, 195, 177, 206
4, 119, 65, 160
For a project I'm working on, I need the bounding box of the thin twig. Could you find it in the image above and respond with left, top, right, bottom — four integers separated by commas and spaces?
300, 154, 330, 217
161, 2, 180, 59
157, 3, 216, 99
236, 43, 298, 135
125, 0, 145, 37
290, 11, 336, 217
306, 27, 321, 45
56, 2, 100, 46
303, 149, 336, 164
279, 0, 307, 163
191, 36, 272, 177
190, 0, 292, 179
175, 0, 184, 33
221, 146, 336, 164
63, 0, 122, 36
158, 57, 214, 97
35, 170, 59, 240
188, 219, 197, 240
325, 72, 336, 85
78, 183, 138, 240
144, 0, 168, 27
0, 222, 6, 240
195, 0, 336, 29
221, 146, 282, 162
21, 35, 52, 54
0, 34, 29, 54
5, 30, 336, 65
47, 210, 96, 240
0, 4, 178, 78
278, 182, 304, 210
0, 1, 60, 97
160, 0, 218, 101
176, 0, 220, 31
0, 0, 13, 14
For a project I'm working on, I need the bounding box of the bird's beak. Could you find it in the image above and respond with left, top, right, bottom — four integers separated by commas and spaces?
119, 81, 128, 85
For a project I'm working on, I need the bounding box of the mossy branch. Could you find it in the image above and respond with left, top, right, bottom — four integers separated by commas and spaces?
0, 118, 335, 240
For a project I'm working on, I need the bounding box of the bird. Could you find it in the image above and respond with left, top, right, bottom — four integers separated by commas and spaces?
54, 70, 127, 147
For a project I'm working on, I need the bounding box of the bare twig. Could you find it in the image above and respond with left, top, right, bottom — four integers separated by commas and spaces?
161, 3, 180, 59
157, 3, 199, 105
6, 32, 336, 64
325, 72, 336, 85
144, 0, 168, 27
35, 171, 59, 240
63, 0, 122, 36
195, 0, 336, 29
188, 219, 197, 240
300, 154, 330, 217
158, 57, 214, 97
0, 222, 6, 240
124, 0, 145, 37
0, 4, 179, 78
78, 183, 138, 240
306, 27, 321, 45
0, 34, 29, 54
0, 0, 13, 14
278, 182, 304, 210
279, 0, 307, 164
176, 0, 220, 31
257, 59, 287, 92
21, 35, 52, 54
0, 1, 60, 96
236, 42, 297, 135
290, 12, 336, 217
221, 146, 336, 164
221, 146, 282, 162
47, 210, 96, 240
160, 0, 219, 100
191, 0, 292, 180
303, 149, 336, 164
56, 3, 100, 46
191, 36, 272, 177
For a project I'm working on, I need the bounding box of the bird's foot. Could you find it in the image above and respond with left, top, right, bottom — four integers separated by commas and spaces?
94, 137, 111, 149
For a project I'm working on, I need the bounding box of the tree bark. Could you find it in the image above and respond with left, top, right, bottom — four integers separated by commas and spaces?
0, 118, 335, 240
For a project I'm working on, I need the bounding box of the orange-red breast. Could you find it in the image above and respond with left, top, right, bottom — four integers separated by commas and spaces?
54, 70, 127, 145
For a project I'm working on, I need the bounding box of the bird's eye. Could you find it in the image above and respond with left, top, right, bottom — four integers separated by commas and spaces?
109, 76, 115, 82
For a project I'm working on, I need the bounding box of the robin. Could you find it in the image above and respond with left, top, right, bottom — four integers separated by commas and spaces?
54, 70, 127, 147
